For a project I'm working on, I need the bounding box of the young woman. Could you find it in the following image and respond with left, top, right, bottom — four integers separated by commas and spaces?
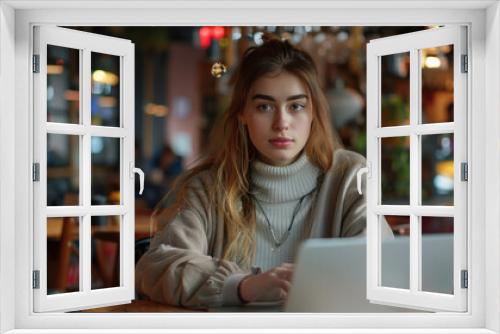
135, 35, 393, 309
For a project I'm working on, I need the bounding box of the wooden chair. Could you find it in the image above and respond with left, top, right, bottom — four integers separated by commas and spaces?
54, 216, 78, 292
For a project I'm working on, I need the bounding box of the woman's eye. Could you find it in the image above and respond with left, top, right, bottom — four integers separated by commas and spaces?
257, 104, 273, 112
290, 103, 305, 112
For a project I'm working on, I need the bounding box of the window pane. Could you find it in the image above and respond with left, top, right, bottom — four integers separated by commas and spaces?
421, 133, 454, 206
381, 52, 410, 127
381, 215, 409, 289
91, 137, 120, 205
91, 216, 121, 289
421, 45, 454, 124
47, 217, 79, 295
47, 134, 80, 206
47, 45, 80, 124
381, 137, 410, 205
421, 217, 454, 294
91, 52, 120, 127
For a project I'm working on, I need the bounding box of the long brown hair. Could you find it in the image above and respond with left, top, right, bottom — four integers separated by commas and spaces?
152, 34, 341, 268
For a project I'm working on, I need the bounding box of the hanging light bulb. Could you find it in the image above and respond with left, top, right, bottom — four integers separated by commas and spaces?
253, 31, 264, 45
211, 61, 227, 78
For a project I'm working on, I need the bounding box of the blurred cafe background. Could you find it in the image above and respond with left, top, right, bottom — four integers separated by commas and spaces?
45, 26, 455, 295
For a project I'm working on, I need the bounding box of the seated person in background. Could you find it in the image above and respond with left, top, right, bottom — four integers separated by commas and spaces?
135, 34, 393, 309
144, 144, 183, 209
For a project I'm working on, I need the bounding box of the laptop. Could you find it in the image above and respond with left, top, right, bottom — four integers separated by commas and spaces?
285, 234, 453, 312
210, 234, 453, 312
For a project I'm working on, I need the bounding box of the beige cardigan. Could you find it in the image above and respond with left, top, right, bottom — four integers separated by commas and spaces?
135, 149, 393, 308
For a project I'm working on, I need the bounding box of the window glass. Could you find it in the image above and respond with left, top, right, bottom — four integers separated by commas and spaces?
381, 52, 410, 127
381, 137, 410, 205
91, 137, 121, 205
91, 52, 120, 127
47, 217, 80, 295
421, 134, 454, 206
47, 134, 80, 206
421, 45, 454, 124
47, 45, 80, 124
91, 215, 121, 289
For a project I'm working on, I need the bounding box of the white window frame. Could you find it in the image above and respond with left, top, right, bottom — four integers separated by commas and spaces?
366, 26, 468, 312
0, 1, 499, 333
33, 26, 136, 312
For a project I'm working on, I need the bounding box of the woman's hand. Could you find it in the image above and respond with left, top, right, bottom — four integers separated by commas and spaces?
238, 263, 294, 303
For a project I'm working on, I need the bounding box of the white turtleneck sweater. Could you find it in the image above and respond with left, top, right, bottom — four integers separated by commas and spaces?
250, 152, 321, 271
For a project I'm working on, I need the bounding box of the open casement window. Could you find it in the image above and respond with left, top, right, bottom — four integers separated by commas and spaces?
365, 26, 468, 312
33, 26, 141, 312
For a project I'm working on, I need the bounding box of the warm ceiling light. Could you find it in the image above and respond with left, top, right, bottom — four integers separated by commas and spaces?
47, 65, 64, 75
424, 56, 441, 69
92, 70, 119, 86
64, 90, 79, 101
98, 96, 117, 108
145, 103, 168, 117
93, 70, 106, 81
436, 160, 454, 178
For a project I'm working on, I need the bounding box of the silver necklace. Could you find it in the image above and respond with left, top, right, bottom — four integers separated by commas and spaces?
250, 189, 316, 250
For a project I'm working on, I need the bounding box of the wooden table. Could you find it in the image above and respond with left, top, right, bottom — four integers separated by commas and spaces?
79, 299, 285, 313
80, 300, 206, 313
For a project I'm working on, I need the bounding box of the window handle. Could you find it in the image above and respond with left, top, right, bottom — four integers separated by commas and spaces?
356, 162, 371, 195
130, 162, 145, 195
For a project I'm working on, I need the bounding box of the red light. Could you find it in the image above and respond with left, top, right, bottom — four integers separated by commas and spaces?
200, 26, 210, 37
199, 26, 225, 49
199, 27, 211, 48
212, 26, 225, 40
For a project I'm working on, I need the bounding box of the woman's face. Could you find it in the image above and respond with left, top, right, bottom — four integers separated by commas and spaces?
240, 71, 313, 166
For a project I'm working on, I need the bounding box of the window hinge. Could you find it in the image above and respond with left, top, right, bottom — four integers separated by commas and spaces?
461, 54, 468, 73
461, 269, 468, 289
461, 162, 468, 181
33, 270, 40, 289
32, 55, 40, 73
33, 163, 40, 182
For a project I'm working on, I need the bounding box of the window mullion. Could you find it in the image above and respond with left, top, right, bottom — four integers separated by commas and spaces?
373, 205, 454, 216
375, 123, 454, 137
44, 206, 127, 218
409, 48, 420, 294
81, 47, 91, 294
